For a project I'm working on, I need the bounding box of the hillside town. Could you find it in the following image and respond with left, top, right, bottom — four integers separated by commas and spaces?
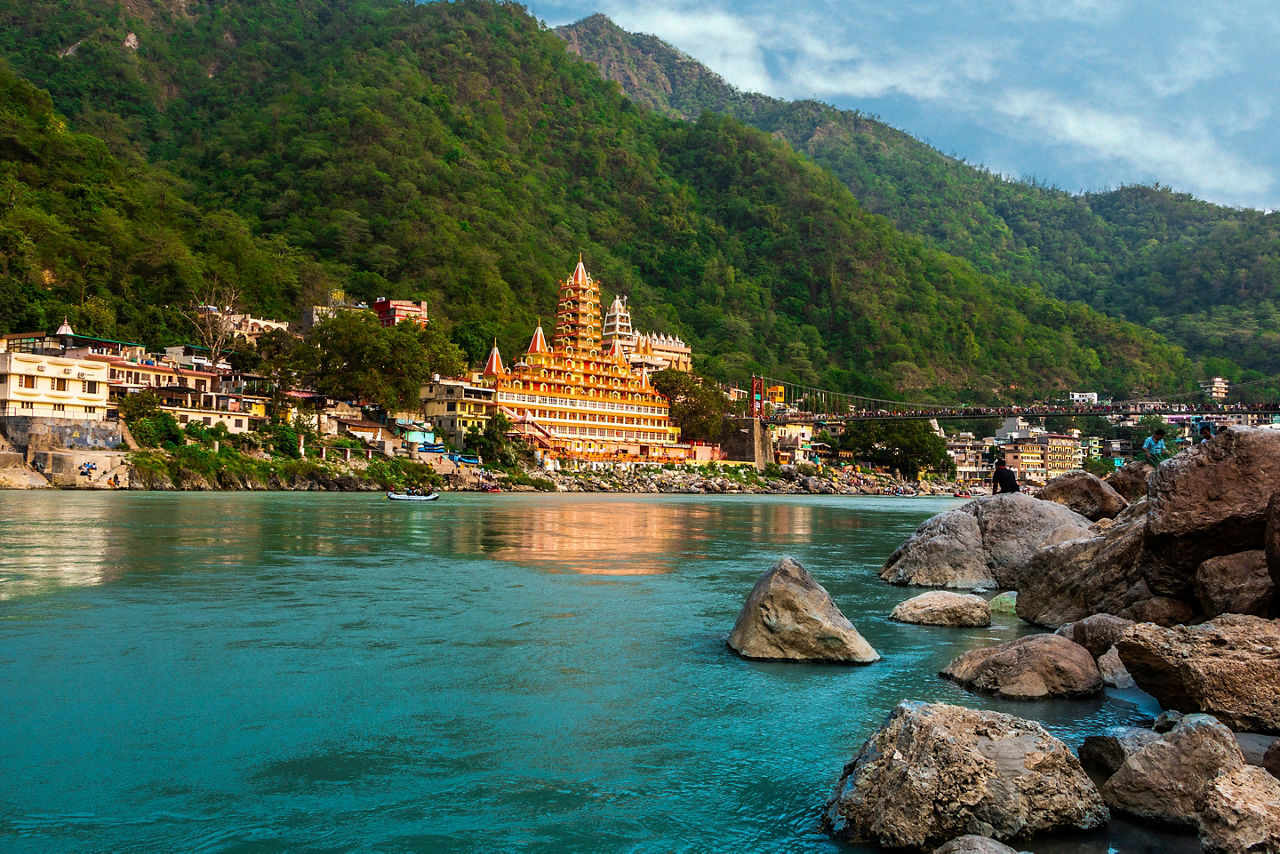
0, 257, 1272, 491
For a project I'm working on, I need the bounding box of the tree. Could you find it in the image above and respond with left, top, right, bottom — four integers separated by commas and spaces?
178, 277, 240, 370
650, 369, 730, 442
839, 420, 954, 479
292, 312, 466, 411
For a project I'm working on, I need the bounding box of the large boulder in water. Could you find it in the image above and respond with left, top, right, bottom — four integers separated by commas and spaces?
1106, 459, 1154, 502
727, 557, 879, 663
1115, 615, 1280, 733
1140, 426, 1280, 600
1195, 550, 1274, 617
1102, 714, 1245, 827
1038, 471, 1127, 521
1265, 489, 1280, 615
823, 701, 1107, 849
1199, 765, 1280, 854
940, 633, 1102, 700
881, 494, 1092, 590
890, 591, 991, 627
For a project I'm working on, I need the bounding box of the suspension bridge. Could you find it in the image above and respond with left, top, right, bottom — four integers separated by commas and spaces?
743, 375, 1280, 423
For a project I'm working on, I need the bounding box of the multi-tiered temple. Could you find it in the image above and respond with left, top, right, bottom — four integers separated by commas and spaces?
479, 259, 683, 461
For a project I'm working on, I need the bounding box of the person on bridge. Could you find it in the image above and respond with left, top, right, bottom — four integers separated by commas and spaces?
991, 459, 1020, 494
1142, 429, 1168, 465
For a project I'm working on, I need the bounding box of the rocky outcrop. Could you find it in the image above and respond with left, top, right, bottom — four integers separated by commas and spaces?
824, 701, 1107, 849
940, 634, 1102, 700
1054, 613, 1134, 657
1195, 550, 1274, 617
890, 591, 991, 627
1015, 505, 1149, 627
1140, 426, 1280, 600
1267, 490, 1280, 616
881, 494, 1092, 590
1199, 765, 1280, 854
1102, 714, 1245, 827
1078, 726, 1162, 778
1116, 615, 1280, 733
1038, 471, 1127, 521
931, 836, 1021, 854
1106, 459, 1154, 502
728, 558, 879, 663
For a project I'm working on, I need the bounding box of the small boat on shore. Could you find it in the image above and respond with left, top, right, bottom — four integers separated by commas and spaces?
387, 490, 440, 502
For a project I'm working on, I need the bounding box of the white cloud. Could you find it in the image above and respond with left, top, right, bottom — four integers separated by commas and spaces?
992, 88, 1274, 202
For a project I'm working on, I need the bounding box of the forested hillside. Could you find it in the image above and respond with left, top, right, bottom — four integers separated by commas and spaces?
559, 14, 1280, 379
0, 0, 1195, 400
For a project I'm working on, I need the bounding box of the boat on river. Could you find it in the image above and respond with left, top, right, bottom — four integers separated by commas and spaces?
386, 490, 440, 502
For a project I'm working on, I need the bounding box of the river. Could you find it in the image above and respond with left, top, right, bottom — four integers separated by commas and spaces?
0, 492, 1197, 852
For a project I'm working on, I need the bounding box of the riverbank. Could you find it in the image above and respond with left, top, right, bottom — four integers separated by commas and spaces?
1, 451, 969, 496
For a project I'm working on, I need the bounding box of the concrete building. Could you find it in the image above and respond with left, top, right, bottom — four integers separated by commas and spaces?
1200, 376, 1230, 401
421, 379, 494, 447
0, 351, 110, 419
372, 298, 430, 328
1037, 433, 1084, 480
946, 433, 989, 484
1003, 441, 1047, 486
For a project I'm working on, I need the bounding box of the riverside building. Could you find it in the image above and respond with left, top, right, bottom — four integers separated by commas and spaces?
478, 259, 683, 461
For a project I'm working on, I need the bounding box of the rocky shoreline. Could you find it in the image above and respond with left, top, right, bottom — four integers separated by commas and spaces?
727, 425, 1280, 853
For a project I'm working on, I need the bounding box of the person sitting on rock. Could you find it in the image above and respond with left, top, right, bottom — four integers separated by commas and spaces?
990, 460, 1020, 494
1142, 429, 1168, 464
1199, 424, 1214, 444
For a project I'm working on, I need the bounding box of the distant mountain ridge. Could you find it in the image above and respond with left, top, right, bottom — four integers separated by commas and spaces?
0, 0, 1195, 401
557, 14, 1280, 379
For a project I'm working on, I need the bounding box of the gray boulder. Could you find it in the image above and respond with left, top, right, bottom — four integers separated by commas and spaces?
1097, 646, 1136, 689
882, 494, 1092, 590
824, 701, 1107, 849
1054, 613, 1135, 657
1102, 714, 1245, 827
932, 836, 1022, 854
1078, 726, 1162, 778
890, 591, 991, 627
940, 634, 1103, 700
727, 557, 879, 663
1039, 470, 1127, 521
1195, 550, 1274, 617
1116, 615, 1280, 733
1199, 765, 1280, 853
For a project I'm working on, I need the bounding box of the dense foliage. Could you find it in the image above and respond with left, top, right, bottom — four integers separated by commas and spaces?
835, 420, 955, 479
560, 15, 1280, 380
0, 0, 1198, 402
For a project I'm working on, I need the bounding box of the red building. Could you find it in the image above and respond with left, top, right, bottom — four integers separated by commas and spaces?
372, 298, 430, 328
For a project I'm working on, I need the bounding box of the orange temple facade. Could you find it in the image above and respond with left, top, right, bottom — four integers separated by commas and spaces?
479, 259, 685, 461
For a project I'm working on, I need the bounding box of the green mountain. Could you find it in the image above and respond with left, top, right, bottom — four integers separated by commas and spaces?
557, 14, 1280, 380
0, 0, 1194, 401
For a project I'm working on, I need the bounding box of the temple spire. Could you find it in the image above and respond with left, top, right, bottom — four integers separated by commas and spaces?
482, 338, 505, 377
526, 322, 550, 355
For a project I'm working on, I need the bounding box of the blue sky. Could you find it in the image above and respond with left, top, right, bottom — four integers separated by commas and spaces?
525, 0, 1280, 211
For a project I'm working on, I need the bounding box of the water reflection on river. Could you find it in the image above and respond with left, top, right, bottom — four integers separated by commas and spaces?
0, 492, 1194, 852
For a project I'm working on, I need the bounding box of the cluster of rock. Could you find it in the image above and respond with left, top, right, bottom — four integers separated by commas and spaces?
543, 465, 962, 496
728, 427, 1280, 851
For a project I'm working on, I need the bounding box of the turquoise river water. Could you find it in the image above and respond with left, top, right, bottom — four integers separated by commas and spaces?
0, 492, 1198, 852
